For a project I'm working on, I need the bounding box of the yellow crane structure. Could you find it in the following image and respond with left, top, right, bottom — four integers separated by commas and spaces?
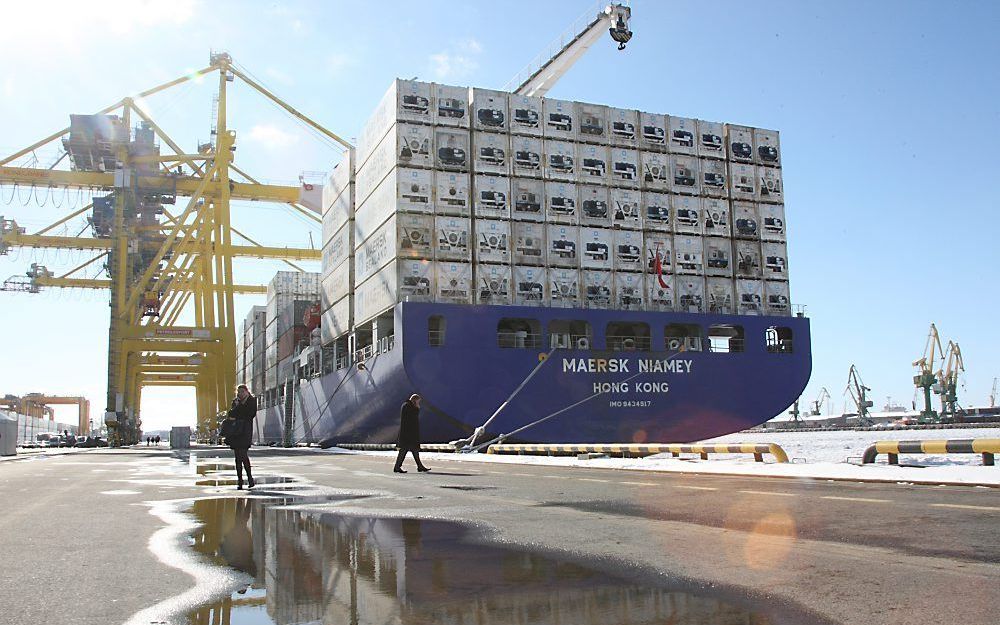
936, 341, 965, 419
0, 53, 351, 444
912, 322, 944, 423
19, 394, 91, 435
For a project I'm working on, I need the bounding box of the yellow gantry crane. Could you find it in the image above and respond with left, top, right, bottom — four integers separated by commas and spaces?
0, 53, 351, 444
912, 322, 943, 423
936, 341, 965, 419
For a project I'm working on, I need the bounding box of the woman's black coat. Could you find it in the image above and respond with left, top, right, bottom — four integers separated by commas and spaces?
396, 400, 421, 451
226, 395, 257, 450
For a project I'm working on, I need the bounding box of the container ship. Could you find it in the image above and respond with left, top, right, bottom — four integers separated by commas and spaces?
238, 80, 811, 446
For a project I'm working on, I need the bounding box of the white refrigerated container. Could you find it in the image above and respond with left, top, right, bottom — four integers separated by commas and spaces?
762, 242, 788, 279
475, 263, 512, 305
543, 98, 578, 140
674, 235, 705, 275
577, 102, 609, 144
734, 240, 763, 278
615, 272, 645, 310
697, 119, 726, 159
435, 215, 472, 262
356, 167, 433, 241
320, 260, 351, 310
753, 128, 781, 167
322, 221, 353, 271
729, 162, 757, 200
544, 139, 577, 181
613, 229, 644, 272
508, 93, 543, 136
434, 126, 470, 172
702, 197, 731, 238
577, 143, 610, 184
475, 219, 512, 264
670, 154, 700, 195
514, 266, 548, 306
609, 107, 639, 147
549, 267, 580, 308
609, 147, 640, 187
354, 259, 434, 325
473, 131, 510, 175
639, 111, 668, 152
358, 79, 432, 165
544, 180, 579, 225
511, 177, 545, 221
579, 184, 611, 227
435, 171, 470, 216
646, 273, 674, 311
640, 150, 670, 191
644, 233, 672, 276
511, 135, 544, 177
435, 261, 474, 305
704, 237, 733, 277
732, 201, 759, 239
672, 194, 703, 235
610, 187, 642, 230
765, 280, 791, 316
706, 277, 735, 315
473, 174, 511, 219
322, 154, 353, 242
546, 223, 579, 268
758, 166, 783, 203
736, 279, 764, 315
471, 87, 509, 132
700, 158, 728, 197
356, 127, 434, 207
642, 192, 671, 232
668, 116, 698, 155
677, 276, 706, 313
582, 270, 613, 309
759, 203, 786, 242
434, 83, 470, 128
580, 227, 614, 270
320, 296, 352, 345
354, 213, 434, 284
727, 124, 755, 163
512, 221, 546, 266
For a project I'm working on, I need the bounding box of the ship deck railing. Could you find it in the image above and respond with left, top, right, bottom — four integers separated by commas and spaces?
605, 335, 653, 351
497, 332, 543, 349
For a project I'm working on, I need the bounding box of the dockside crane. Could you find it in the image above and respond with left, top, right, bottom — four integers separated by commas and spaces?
846, 365, 874, 426
912, 323, 943, 423
0, 52, 351, 443
991, 377, 998, 408
809, 387, 832, 416
936, 341, 965, 419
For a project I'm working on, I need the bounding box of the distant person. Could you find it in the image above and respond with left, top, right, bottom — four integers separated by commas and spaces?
145, 437, 149, 446
156, 435, 161, 445
224, 385, 257, 489
394, 394, 430, 474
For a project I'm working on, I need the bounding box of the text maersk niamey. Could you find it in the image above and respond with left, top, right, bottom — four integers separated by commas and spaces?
562, 358, 694, 374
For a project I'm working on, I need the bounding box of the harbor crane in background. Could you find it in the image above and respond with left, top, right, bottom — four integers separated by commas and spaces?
845, 364, 874, 426
505, 2, 632, 97
936, 341, 965, 419
809, 387, 832, 416
991, 377, 998, 408
912, 323, 943, 423
0, 394, 92, 435
0, 52, 350, 444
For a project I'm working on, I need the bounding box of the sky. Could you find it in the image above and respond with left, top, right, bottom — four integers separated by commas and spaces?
0, 0, 997, 432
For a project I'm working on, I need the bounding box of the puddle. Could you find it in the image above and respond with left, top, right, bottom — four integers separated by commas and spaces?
182, 498, 830, 625
438, 484, 497, 491
195, 476, 293, 487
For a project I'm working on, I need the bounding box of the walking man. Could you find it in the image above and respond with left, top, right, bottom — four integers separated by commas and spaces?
394, 394, 430, 473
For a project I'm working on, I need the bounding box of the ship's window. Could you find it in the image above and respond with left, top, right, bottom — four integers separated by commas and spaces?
498, 318, 542, 348
708, 325, 745, 353
766, 326, 793, 353
548, 320, 592, 349
606, 322, 651, 351
428, 315, 445, 347
665, 324, 703, 352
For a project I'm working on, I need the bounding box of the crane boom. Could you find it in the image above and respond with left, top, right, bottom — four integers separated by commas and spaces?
506, 3, 632, 98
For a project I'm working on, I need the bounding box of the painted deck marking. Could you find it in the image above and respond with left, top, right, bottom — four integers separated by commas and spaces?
821, 496, 892, 504
675, 485, 717, 491
930, 503, 1000, 512
579, 478, 611, 483
739, 490, 796, 497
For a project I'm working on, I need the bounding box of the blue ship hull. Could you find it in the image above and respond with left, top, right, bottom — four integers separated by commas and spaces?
258, 302, 811, 445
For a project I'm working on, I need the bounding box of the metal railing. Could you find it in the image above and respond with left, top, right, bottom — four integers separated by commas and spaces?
708, 338, 745, 353
428, 329, 445, 346
497, 331, 543, 349
605, 335, 652, 351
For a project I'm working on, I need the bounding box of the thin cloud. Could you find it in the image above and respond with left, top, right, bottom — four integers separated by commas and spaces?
428, 38, 483, 82
245, 124, 300, 149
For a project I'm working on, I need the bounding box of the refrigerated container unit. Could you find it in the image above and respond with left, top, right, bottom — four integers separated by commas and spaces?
677, 277, 706, 313
615, 273, 645, 310
435, 215, 472, 262
435, 171, 470, 216
434, 127, 470, 172
672, 195, 703, 235
321, 260, 352, 310
546, 224, 579, 268
513, 266, 547, 306
321, 296, 351, 345
639, 111, 668, 152
472, 174, 511, 219
758, 167, 783, 203
508, 94, 543, 136
544, 139, 576, 181
646, 272, 674, 311
545, 180, 578, 225
759, 204, 786, 242
434, 84, 469, 128
577, 143, 609, 185
354, 213, 434, 285
610, 148, 640, 187
549, 267, 579, 308
322, 221, 353, 271
580, 227, 613, 270
706, 277, 735, 315
736, 279, 764, 315
511, 177, 544, 221
668, 116, 698, 155
735, 240, 763, 278
577, 102, 608, 143
357, 124, 433, 199
357, 167, 433, 242
762, 242, 788, 279
704, 237, 733, 277
578, 184, 610, 227
512, 221, 546, 265
753, 128, 781, 168
670, 154, 699, 195
511, 136, 543, 178
727, 124, 755, 164
613, 229, 644, 272
674, 235, 705, 275
698, 120, 725, 159
357, 79, 432, 166
474, 219, 511, 264
582, 270, 613, 308
700, 158, 728, 197
608, 107, 639, 147
702, 197, 731, 238
765, 281, 791, 316
731, 201, 759, 239
354, 259, 434, 326
475, 263, 512, 305
611, 188, 642, 230
473, 131, 510, 175
434, 262, 473, 305
542, 98, 577, 140
640, 151, 669, 191
471, 88, 509, 132
322, 153, 353, 245
642, 192, 671, 232
644, 233, 672, 276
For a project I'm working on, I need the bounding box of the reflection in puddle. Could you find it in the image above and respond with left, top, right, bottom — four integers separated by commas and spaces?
195, 476, 293, 487
184, 498, 819, 625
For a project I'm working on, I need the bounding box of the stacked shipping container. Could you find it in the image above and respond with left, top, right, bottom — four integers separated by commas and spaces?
264, 272, 320, 389
323, 79, 791, 339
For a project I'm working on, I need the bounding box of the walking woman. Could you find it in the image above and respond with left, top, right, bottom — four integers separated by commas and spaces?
225, 384, 257, 489
393, 394, 430, 473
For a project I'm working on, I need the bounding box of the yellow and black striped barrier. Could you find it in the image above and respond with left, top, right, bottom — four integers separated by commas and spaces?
862, 439, 999, 466
486, 443, 789, 463
331, 442, 459, 453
